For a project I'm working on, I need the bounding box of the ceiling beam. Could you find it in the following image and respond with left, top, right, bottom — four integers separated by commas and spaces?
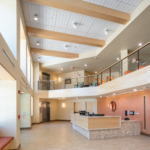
27, 27, 105, 47
31, 48, 79, 59
25, 0, 130, 25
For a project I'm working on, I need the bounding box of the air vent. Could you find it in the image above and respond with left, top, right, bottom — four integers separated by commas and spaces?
2, 49, 15, 68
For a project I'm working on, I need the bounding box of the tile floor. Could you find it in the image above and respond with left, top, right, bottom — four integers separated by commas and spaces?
20, 121, 150, 150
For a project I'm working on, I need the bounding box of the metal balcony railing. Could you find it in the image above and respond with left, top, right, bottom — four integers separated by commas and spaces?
38, 42, 150, 90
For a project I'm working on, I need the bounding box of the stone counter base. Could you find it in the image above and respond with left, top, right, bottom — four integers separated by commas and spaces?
72, 121, 141, 140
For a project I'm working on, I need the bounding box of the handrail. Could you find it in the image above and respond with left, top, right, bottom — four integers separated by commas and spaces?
38, 75, 93, 82
96, 41, 150, 75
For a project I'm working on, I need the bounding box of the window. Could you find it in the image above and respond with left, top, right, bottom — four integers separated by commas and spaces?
27, 48, 30, 84
31, 97, 33, 116
20, 18, 26, 76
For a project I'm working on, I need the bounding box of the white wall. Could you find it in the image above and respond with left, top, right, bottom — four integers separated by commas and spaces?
20, 94, 31, 128
57, 99, 97, 120
0, 0, 17, 58
0, 80, 17, 148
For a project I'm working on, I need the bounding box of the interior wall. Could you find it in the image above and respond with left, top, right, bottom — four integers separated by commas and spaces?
20, 94, 31, 128
97, 89, 150, 134
0, 80, 17, 148
57, 99, 97, 120
39, 99, 58, 122
33, 62, 40, 123
0, 0, 17, 58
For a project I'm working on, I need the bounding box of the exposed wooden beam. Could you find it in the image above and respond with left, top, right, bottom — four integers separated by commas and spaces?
25, 0, 130, 25
31, 48, 79, 59
27, 27, 105, 47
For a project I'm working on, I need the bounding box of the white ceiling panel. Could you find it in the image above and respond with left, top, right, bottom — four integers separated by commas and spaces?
21, 0, 119, 40
29, 36, 99, 54
83, 0, 143, 13
32, 54, 62, 63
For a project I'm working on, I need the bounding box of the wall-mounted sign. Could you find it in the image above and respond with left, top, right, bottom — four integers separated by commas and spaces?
110, 101, 116, 112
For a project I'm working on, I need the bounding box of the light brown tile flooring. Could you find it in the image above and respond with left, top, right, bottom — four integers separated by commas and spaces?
20, 121, 150, 150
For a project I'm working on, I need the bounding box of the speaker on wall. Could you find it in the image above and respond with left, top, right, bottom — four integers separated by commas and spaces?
125, 110, 128, 116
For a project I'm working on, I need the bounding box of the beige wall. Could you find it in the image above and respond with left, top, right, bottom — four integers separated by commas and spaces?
0, 0, 34, 148
57, 99, 97, 120
20, 94, 31, 128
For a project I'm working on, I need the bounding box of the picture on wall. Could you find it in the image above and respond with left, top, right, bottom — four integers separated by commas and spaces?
65, 79, 71, 84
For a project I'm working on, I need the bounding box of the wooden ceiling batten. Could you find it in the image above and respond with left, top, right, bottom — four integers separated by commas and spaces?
31, 48, 79, 59
24, 0, 130, 25
27, 27, 105, 47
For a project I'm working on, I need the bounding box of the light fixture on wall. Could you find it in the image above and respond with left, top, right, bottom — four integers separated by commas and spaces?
39, 102, 41, 107
34, 14, 38, 21
139, 43, 142, 46
73, 22, 77, 28
113, 93, 116, 95
117, 58, 120, 60
58, 77, 61, 82
85, 64, 87, 67
61, 68, 63, 70
100, 96, 102, 98
105, 29, 108, 35
95, 71, 97, 73
62, 103, 65, 108
134, 89, 137, 92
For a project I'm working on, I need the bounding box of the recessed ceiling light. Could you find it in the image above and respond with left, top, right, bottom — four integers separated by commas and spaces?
85, 64, 87, 66
95, 71, 97, 73
139, 43, 142, 46
113, 93, 116, 95
117, 58, 120, 60
134, 89, 137, 92
64, 45, 68, 49
34, 14, 38, 21
105, 29, 108, 35
73, 22, 77, 28
37, 42, 40, 46
61, 68, 63, 70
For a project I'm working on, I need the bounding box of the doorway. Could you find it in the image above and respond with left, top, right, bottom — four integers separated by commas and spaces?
42, 72, 50, 90
42, 101, 50, 122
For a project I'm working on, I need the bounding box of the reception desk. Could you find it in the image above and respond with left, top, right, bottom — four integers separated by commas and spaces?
71, 114, 141, 139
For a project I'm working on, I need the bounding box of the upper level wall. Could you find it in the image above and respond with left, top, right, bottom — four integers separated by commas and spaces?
37, 65, 150, 99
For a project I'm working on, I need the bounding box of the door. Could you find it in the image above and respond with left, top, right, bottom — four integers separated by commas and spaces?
42, 102, 50, 122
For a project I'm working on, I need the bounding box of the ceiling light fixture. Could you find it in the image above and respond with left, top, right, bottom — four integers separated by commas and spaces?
139, 43, 142, 46
73, 22, 77, 28
85, 64, 87, 66
64, 45, 68, 49
37, 41, 40, 46
105, 29, 108, 35
34, 14, 38, 21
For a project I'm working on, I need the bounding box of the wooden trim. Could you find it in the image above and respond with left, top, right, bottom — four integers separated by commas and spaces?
97, 41, 150, 75
141, 132, 150, 137
31, 48, 79, 59
20, 127, 31, 130
25, 0, 130, 25
27, 27, 105, 47
56, 120, 71, 122
10, 143, 21, 150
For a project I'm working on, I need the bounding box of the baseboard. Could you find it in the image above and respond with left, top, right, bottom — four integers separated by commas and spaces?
56, 120, 71, 122
10, 143, 21, 150
32, 120, 71, 124
32, 122, 40, 125
141, 132, 150, 137
20, 127, 31, 130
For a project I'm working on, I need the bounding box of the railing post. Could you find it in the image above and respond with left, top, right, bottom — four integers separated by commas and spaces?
109, 67, 111, 81
97, 75, 98, 86
101, 73, 102, 85
137, 50, 139, 70
121, 60, 123, 76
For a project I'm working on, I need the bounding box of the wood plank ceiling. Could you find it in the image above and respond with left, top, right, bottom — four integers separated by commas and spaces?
21, 0, 143, 62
